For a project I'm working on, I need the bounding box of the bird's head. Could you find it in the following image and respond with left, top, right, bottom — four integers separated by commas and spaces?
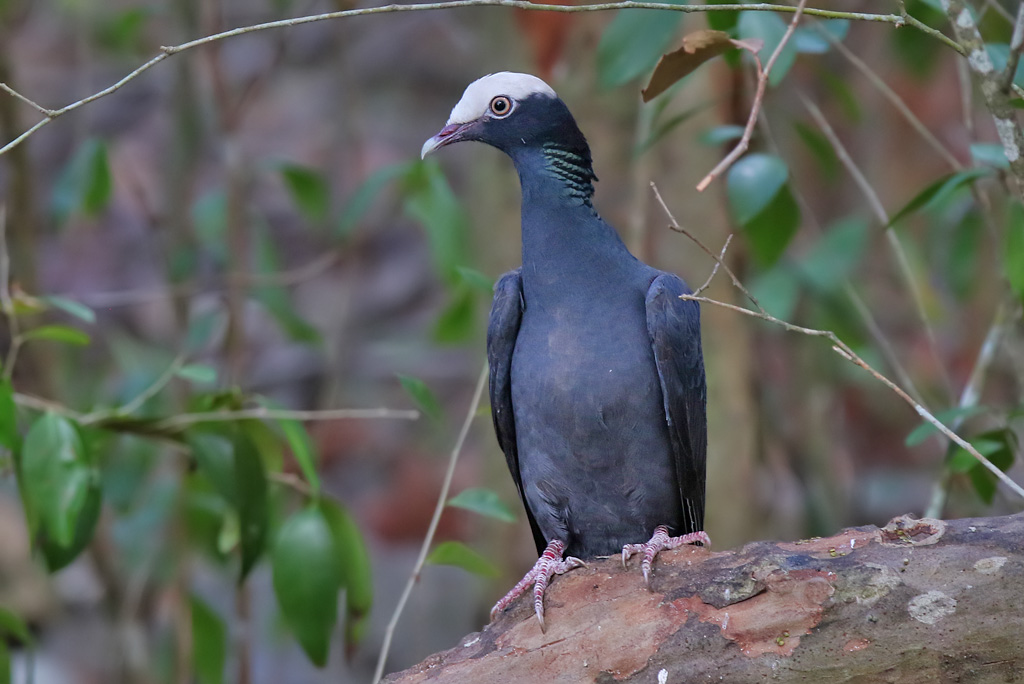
421, 72, 589, 161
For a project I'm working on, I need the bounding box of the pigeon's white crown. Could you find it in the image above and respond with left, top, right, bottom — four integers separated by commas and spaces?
447, 72, 557, 125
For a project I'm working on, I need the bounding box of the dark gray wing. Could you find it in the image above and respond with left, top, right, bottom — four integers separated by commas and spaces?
645, 274, 707, 534
488, 268, 547, 554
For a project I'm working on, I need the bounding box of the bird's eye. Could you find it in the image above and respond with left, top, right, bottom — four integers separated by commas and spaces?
489, 96, 513, 118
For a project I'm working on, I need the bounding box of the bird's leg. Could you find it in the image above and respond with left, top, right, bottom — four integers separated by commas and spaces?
490, 539, 585, 630
621, 525, 710, 584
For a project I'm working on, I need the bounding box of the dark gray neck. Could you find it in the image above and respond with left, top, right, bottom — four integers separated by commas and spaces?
509, 146, 631, 301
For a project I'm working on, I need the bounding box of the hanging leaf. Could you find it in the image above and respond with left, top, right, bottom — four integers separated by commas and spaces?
279, 163, 330, 223
337, 162, 410, 238
272, 504, 343, 667
947, 429, 1017, 505
699, 124, 745, 147
750, 264, 801, 320
255, 397, 320, 495
51, 138, 113, 223
402, 161, 469, 284
737, 11, 797, 86
251, 223, 321, 344
0, 379, 17, 452
188, 432, 237, 503
234, 433, 269, 581
39, 296, 96, 324
397, 374, 443, 424
727, 153, 789, 225
447, 487, 517, 523
21, 325, 90, 346
596, 0, 688, 89
176, 364, 218, 385
791, 19, 849, 54
321, 498, 373, 653
887, 168, 991, 228
426, 540, 500, 578
1007, 202, 1024, 299
798, 216, 870, 294
433, 283, 476, 345
191, 596, 227, 684
705, 0, 740, 33
793, 121, 839, 180
904, 406, 987, 447
455, 266, 493, 293
642, 30, 752, 102
0, 607, 32, 646
969, 143, 1009, 169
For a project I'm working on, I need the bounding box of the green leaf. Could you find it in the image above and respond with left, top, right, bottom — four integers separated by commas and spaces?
21, 324, 90, 346
0, 607, 32, 645
21, 414, 88, 538
280, 163, 330, 223
986, 44, 1024, 89
40, 296, 96, 324
433, 283, 476, 345
188, 432, 237, 503
270, 407, 321, 496
947, 437, 1004, 473
727, 153, 789, 225
750, 264, 801, 320
798, 216, 869, 293
1007, 202, 1024, 298
51, 138, 113, 223
454, 266, 493, 293
397, 374, 443, 423
699, 124, 744, 147
235, 433, 269, 580
728, 154, 799, 266
596, 0, 689, 88
426, 540, 500, 578
948, 429, 1017, 505
0, 379, 17, 451
273, 504, 343, 667
705, 0, 739, 33
887, 168, 991, 228
40, 469, 101, 572
970, 143, 1009, 169
337, 162, 411, 238
402, 161, 469, 283
191, 596, 227, 684
447, 487, 517, 523
741, 187, 800, 268
0, 641, 8, 684
793, 121, 839, 180
176, 364, 218, 385
251, 223, 321, 344
94, 8, 149, 55
904, 405, 986, 446
792, 19, 849, 54
321, 499, 372, 651
737, 11, 797, 86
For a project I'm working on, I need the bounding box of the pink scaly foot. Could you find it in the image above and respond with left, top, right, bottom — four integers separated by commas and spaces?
621, 525, 710, 584
490, 539, 585, 630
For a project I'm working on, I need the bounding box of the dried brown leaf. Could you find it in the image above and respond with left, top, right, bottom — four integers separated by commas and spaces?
642, 29, 738, 102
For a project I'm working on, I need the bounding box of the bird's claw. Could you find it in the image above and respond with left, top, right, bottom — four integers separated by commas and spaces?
491, 540, 584, 630
622, 525, 710, 584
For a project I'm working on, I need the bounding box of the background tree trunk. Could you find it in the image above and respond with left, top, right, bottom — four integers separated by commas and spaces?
383, 512, 1024, 683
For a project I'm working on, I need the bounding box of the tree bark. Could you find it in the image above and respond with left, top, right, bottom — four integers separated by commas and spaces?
383, 512, 1024, 683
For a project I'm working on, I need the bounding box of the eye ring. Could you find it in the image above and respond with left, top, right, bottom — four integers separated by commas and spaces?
489, 96, 513, 118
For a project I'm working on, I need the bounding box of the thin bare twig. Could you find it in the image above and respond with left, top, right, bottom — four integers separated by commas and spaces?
372, 364, 488, 684
694, 235, 733, 296
696, 0, 808, 192
0, 208, 22, 381
107, 355, 186, 419
0, 1, 964, 158
650, 182, 758, 310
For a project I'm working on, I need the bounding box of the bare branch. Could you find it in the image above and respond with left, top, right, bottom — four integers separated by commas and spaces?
696, 0, 808, 192
373, 364, 489, 684
0, 82, 55, 117
0, 2, 963, 159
